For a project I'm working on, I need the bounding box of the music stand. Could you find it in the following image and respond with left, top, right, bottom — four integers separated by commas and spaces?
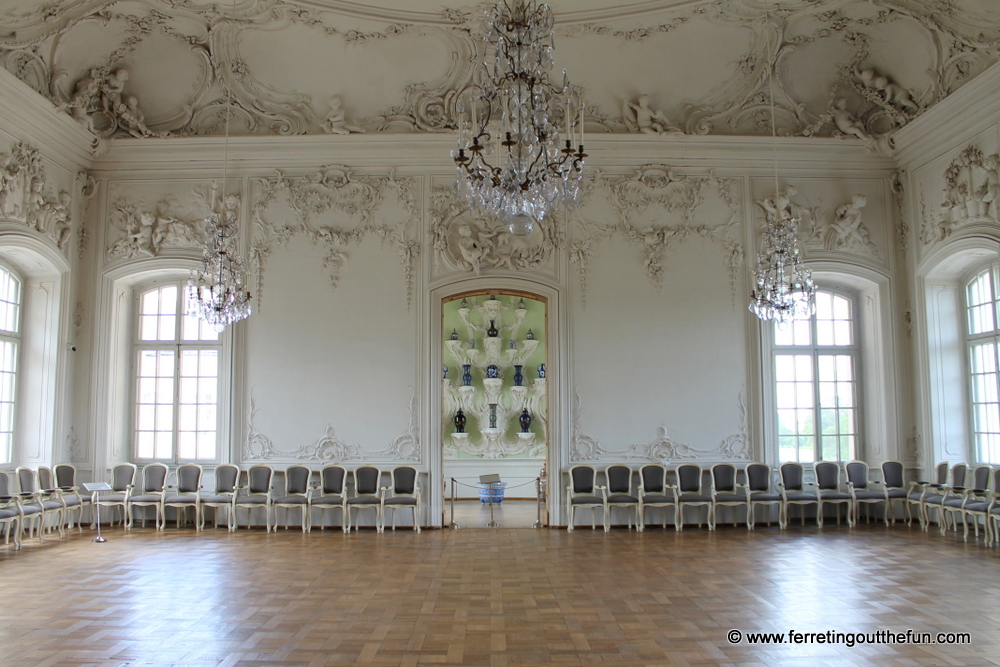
83, 482, 112, 543
479, 474, 501, 527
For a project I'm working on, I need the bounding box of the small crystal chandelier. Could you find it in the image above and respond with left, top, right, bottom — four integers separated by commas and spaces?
453, 0, 586, 236
186, 76, 252, 332
748, 3, 814, 325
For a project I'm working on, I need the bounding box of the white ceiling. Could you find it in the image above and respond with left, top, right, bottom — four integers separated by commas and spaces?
1, 0, 999, 142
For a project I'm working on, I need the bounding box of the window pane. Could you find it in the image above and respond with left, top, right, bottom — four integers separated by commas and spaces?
967, 268, 996, 335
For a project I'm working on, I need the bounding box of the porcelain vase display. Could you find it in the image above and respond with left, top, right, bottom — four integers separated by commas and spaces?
450, 328, 458, 340
443, 365, 448, 379
537, 363, 546, 379
514, 365, 523, 386
462, 364, 472, 386
454, 409, 466, 433
486, 364, 499, 379
487, 319, 499, 337
519, 408, 532, 433
489, 403, 497, 429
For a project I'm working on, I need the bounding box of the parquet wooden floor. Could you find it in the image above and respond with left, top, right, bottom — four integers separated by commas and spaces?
1, 523, 999, 667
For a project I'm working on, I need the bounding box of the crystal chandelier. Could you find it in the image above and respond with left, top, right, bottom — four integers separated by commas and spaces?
453, 0, 586, 235
186, 75, 252, 332
748, 2, 814, 325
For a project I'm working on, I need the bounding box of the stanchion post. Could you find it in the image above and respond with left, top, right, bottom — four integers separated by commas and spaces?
449, 477, 460, 529
533, 476, 543, 528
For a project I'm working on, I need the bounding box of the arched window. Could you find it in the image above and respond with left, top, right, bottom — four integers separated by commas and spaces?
772, 289, 860, 463
0, 263, 21, 464
133, 281, 221, 462
965, 261, 1000, 464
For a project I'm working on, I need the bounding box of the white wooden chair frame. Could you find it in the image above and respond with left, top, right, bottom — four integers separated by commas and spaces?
741, 463, 782, 529
233, 464, 275, 532
16, 466, 64, 539
637, 463, 675, 531
95, 463, 137, 528
845, 460, 888, 527
127, 462, 169, 530
162, 463, 203, 530
309, 465, 348, 531
710, 462, 746, 530
779, 462, 818, 528
53, 463, 90, 532
604, 464, 639, 531
566, 465, 607, 532
273, 464, 312, 533
200, 463, 240, 530
381, 466, 422, 532
675, 463, 712, 531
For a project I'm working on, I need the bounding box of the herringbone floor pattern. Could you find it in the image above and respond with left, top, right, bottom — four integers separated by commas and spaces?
1, 523, 999, 666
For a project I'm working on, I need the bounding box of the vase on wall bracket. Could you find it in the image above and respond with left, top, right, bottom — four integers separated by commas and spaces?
519, 408, 532, 433
450, 329, 458, 340
462, 364, 472, 386
537, 363, 546, 379
487, 319, 499, 337
513, 365, 523, 386
489, 403, 498, 429
486, 364, 499, 379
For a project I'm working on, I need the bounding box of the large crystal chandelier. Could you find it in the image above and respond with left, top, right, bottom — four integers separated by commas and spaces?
748, 2, 814, 325
186, 75, 252, 332
453, 0, 586, 236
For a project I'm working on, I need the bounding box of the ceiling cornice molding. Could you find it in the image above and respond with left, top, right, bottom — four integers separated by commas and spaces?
0, 67, 94, 168
89, 132, 895, 178
893, 60, 1000, 167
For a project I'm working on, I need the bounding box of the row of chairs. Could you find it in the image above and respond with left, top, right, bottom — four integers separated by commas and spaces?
89, 462, 421, 534
566, 460, 918, 532
0, 465, 92, 549
907, 462, 1000, 544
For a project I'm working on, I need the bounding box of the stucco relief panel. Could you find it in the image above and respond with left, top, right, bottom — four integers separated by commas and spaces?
0, 140, 75, 252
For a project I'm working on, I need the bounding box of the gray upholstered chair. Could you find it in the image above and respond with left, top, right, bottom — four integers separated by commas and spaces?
845, 460, 887, 526
16, 466, 64, 538
95, 463, 137, 528
162, 463, 203, 530
604, 464, 638, 530
201, 463, 240, 530
54, 463, 90, 531
926, 462, 966, 534
637, 463, 675, 531
346, 465, 383, 533
675, 463, 712, 531
814, 461, 852, 527
710, 463, 746, 529
742, 463, 782, 529
880, 460, 910, 524
960, 467, 999, 542
38, 466, 73, 534
0, 471, 22, 550
233, 464, 274, 532
382, 465, 421, 532
273, 465, 312, 532
310, 465, 347, 531
126, 462, 168, 530
565, 465, 606, 532
779, 462, 817, 527
909, 461, 948, 530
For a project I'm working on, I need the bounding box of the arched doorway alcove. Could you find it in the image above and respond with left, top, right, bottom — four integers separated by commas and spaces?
426, 277, 564, 528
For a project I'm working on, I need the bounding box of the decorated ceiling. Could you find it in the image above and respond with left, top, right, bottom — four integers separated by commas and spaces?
1, 0, 998, 147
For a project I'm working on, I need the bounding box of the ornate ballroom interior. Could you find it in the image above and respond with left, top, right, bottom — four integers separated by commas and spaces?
1, 0, 1000, 529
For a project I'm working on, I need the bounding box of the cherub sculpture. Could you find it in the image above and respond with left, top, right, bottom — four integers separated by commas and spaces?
622, 95, 681, 135
831, 98, 868, 140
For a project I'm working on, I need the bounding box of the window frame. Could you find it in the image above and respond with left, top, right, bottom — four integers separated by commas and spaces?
769, 286, 864, 464
962, 259, 1000, 465
130, 278, 226, 466
0, 260, 21, 465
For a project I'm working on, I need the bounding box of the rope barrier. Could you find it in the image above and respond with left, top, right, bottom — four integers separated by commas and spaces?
448, 476, 546, 529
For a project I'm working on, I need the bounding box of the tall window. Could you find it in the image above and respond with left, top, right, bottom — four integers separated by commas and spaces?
0, 264, 21, 464
134, 283, 220, 462
773, 290, 859, 463
965, 262, 1000, 464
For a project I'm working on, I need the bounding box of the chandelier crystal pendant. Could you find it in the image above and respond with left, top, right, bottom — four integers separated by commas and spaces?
748, 211, 816, 325
453, 0, 586, 235
186, 59, 252, 332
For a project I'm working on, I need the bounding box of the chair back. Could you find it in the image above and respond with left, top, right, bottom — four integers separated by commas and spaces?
54, 463, 77, 489
284, 465, 312, 495
676, 464, 702, 494
780, 462, 805, 491
391, 466, 418, 495
175, 464, 202, 493
814, 461, 840, 490
711, 463, 737, 493
111, 463, 137, 492
845, 460, 869, 489
16, 467, 35, 494
933, 461, 949, 484
321, 465, 347, 495
569, 465, 596, 495
606, 465, 631, 494
0, 470, 10, 496
354, 466, 381, 496
971, 464, 991, 491
746, 463, 772, 493
951, 463, 967, 488
214, 464, 240, 494
993, 468, 1000, 493
639, 464, 667, 494
141, 462, 168, 493
247, 465, 274, 495
37, 466, 55, 491
881, 460, 904, 489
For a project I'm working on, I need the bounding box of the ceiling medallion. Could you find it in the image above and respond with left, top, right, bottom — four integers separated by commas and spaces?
453, 0, 587, 236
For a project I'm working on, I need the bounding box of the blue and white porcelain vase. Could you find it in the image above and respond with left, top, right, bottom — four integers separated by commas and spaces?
537, 363, 546, 379
450, 328, 458, 340
462, 364, 472, 386
443, 365, 449, 380
519, 408, 532, 433
486, 364, 499, 379
513, 365, 523, 386
489, 403, 498, 429
526, 328, 534, 340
